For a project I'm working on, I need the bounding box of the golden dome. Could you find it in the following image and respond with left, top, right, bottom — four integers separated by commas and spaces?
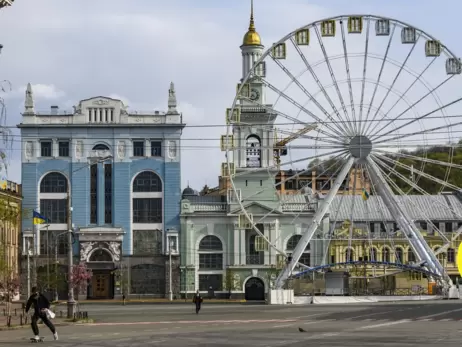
242, 0, 262, 46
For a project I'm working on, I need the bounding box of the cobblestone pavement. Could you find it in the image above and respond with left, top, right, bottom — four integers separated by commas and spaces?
1, 301, 461, 346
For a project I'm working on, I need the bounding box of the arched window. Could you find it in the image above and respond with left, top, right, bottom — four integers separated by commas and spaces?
246, 135, 261, 168
345, 248, 354, 262
434, 247, 445, 264
132, 171, 163, 225
40, 172, 67, 193
395, 247, 404, 263
382, 247, 390, 263
369, 247, 377, 261
133, 171, 162, 192
447, 248, 455, 263
407, 249, 416, 262
198, 235, 224, 291
286, 235, 310, 266
93, 144, 110, 151
89, 249, 113, 262
39, 172, 68, 224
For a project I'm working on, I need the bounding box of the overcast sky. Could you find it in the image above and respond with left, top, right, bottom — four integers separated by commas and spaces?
0, 0, 460, 191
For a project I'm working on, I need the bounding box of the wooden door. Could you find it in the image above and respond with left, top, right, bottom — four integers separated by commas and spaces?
92, 274, 109, 298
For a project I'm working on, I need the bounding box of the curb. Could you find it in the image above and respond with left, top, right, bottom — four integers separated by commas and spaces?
0, 321, 82, 331
53, 300, 253, 306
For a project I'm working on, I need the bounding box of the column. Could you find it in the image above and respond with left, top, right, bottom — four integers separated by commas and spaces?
145, 139, 151, 157
233, 227, 239, 265
97, 162, 105, 225
264, 224, 270, 265
240, 229, 246, 264
52, 138, 58, 157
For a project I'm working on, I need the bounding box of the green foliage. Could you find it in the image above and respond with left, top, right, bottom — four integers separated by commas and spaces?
36, 264, 67, 293
223, 268, 239, 292
308, 144, 462, 194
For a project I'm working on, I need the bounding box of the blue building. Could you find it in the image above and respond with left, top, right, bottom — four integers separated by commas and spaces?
19, 83, 184, 299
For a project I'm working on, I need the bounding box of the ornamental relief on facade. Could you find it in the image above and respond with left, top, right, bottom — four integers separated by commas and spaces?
25, 141, 34, 159
117, 141, 126, 159
80, 241, 121, 262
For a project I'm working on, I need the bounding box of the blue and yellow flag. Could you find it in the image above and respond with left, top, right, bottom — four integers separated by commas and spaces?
33, 210, 48, 225
361, 189, 369, 201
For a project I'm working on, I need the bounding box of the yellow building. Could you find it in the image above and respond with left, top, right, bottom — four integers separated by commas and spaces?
324, 194, 462, 293
0, 180, 22, 281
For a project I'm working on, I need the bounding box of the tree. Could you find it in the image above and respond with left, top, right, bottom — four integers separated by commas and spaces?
223, 267, 239, 298
69, 263, 92, 298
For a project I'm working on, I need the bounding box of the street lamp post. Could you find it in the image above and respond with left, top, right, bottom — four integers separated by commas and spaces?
168, 238, 173, 301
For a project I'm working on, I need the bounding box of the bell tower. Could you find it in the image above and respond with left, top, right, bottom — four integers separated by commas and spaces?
221, 0, 279, 210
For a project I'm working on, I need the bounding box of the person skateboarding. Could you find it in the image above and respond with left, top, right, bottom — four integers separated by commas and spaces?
192, 290, 203, 314
25, 287, 58, 341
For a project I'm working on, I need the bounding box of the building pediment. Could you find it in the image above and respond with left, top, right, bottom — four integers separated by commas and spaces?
79, 96, 125, 109
230, 201, 282, 215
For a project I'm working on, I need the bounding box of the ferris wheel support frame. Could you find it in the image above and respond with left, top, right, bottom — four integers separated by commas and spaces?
274, 156, 454, 291
274, 157, 354, 289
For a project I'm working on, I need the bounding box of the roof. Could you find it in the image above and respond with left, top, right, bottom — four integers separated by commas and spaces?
330, 195, 462, 221
185, 193, 462, 220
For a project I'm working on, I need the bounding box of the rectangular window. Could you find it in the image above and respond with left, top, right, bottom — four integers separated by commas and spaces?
40, 230, 68, 255
39, 199, 68, 223
151, 141, 162, 157
132, 198, 162, 223
41, 141, 52, 157
199, 254, 223, 269
58, 141, 70, 157
445, 222, 453, 233
133, 141, 145, 157
198, 274, 223, 291
90, 164, 97, 224
104, 163, 112, 224
133, 230, 162, 255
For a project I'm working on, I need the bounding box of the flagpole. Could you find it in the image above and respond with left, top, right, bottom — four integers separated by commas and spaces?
31, 211, 37, 288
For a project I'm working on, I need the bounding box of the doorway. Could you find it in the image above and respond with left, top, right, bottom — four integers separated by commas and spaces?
92, 274, 110, 298
245, 277, 265, 301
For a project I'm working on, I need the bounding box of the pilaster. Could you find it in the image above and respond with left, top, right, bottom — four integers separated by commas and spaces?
240, 229, 246, 264
97, 162, 105, 225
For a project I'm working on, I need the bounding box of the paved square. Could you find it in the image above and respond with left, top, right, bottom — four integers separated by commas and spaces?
1, 301, 461, 346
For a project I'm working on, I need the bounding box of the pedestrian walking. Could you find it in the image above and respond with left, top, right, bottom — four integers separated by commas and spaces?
25, 287, 58, 341
192, 290, 203, 314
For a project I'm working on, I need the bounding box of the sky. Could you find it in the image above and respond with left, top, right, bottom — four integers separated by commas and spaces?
0, 0, 461, 191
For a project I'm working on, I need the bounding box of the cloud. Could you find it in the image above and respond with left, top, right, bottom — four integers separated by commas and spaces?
1, 0, 461, 190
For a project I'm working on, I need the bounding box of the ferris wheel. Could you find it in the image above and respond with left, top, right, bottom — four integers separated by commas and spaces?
225, 14, 462, 292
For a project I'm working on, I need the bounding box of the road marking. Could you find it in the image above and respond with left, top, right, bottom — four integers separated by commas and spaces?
83, 318, 298, 326
417, 308, 462, 320
272, 323, 294, 328
356, 319, 411, 330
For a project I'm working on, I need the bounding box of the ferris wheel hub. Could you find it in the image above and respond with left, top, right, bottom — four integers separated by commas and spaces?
348, 135, 372, 160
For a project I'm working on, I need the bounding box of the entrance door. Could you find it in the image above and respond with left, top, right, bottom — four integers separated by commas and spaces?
245, 277, 265, 301
92, 274, 109, 298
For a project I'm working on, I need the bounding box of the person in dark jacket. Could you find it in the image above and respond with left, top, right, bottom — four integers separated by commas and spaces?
25, 287, 58, 341
192, 290, 203, 314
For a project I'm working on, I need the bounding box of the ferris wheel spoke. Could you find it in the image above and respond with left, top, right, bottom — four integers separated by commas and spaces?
361, 23, 396, 135
373, 148, 462, 170
358, 18, 371, 136
249, 78, 347, 138
363, 34, 421, 136
365, 158, 447, 280
275, 156, 355, 288
371, 155, 450, 244
339, 19, 359, 135
373, 118, 462, 145
231, 148, 346, 179
369, 75, 454, 140
268, 50, 347, 137
372, 152, 460, 191
275, 127, 344, 146
257, 153, 349, 227
289, 38, 352, 137
371, 153, 462, 225
313, 25, 355, 136
246, 151, 348, 204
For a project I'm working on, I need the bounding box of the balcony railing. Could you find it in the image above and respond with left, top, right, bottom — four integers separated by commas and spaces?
246, 254, 264, 265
